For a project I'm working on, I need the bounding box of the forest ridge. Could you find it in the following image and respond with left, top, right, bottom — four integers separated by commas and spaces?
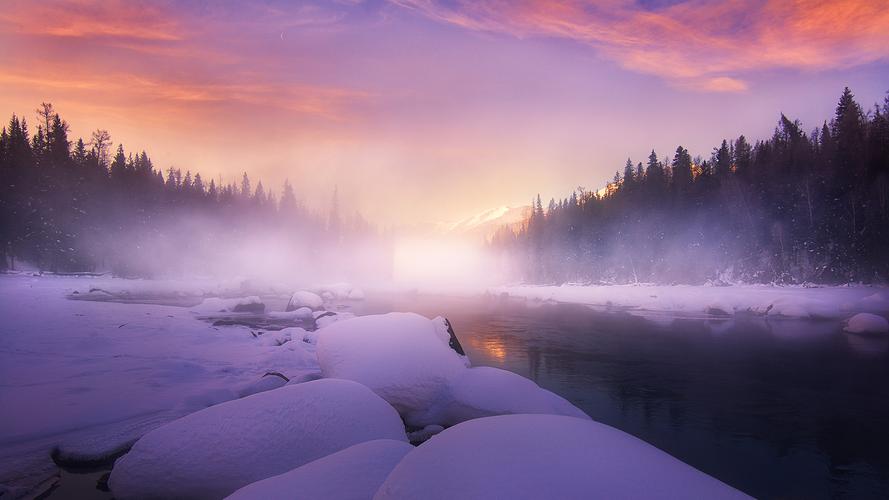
491, 88, 889, 285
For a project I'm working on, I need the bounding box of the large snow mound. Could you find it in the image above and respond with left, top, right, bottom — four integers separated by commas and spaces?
419, 366, 589, 426
316, 313, 468, 426
375, 414, 750, 500
226, 439, 412, 500
844, 313, 889, 335
109, 379, 407, 499
286, 290, 324, 311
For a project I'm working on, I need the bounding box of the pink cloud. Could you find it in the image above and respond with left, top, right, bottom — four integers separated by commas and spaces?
392, 0, 889, 91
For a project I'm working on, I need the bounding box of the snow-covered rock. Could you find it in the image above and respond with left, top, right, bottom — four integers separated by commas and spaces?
374, 414, 750, 500
318, 283, 353, 300
192, 296, 264, 314
268, 307, 313, 320
419, 366, 589, 426
348, 287, 366, 300
109, 379, 408, 499
286, 291, 324, 311
315, 311, 356, 330
258, 330, 292, 347
844, 313, 889, 335
236, 373, 288, 398
406, 424, 444, 444
226, 439, 413, 500
316, 313, 468, 426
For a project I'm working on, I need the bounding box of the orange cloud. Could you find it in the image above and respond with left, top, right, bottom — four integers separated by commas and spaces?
0, 1, 371, 121
392, 0, 889, 91
0, 0, 182, 41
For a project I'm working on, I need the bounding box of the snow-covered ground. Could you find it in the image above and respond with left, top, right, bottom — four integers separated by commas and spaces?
6, 273, 863, 498
489, 283, 889, 320
0, 274, 320, 497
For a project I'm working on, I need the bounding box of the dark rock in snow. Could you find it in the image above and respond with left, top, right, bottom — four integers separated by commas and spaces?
233, 302, 265, 313
444, 318, 465, 356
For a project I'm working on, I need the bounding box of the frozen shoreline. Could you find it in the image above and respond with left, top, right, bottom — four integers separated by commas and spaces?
487, 283, 889, 320
4, 274, 883, 498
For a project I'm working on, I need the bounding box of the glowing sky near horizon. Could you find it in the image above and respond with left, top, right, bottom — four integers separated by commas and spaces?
1, 0, 888, 225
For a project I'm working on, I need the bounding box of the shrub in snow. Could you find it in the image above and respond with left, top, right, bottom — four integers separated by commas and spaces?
316, 313, 468, 426
375, 414, 750, 500
192, 296, 264, 314
109, 379, 407, 499
286, 291, 324, 311
844, 313, 889, 335
418, 366, 589, 427
226, 439, 412, 500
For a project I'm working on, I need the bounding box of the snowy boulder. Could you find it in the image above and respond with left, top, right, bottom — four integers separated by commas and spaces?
348, 287, 366, 300
109, 379, 408, 500
844, 313, 889, 335
418, 366, 589, 427
286, 291, 324, 311
375, 414, 750, 500
192, 296, 264, 314
318, 283, 353, 300
316, 313, 468, 426
226, 439, 413, 500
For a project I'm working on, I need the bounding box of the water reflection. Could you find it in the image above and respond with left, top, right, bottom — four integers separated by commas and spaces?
359, 295, 889, 499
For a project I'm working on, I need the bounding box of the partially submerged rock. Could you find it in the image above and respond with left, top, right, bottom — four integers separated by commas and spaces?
844, 312, 889, 335
375, 414, 750, 500
286, 291, 324, 311
109, 379, 407, 499
226, 440, 413, 500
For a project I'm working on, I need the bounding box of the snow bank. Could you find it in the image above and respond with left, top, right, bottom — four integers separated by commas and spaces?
316, 313, 584, 428
844, 313, 889, 335
375, 414, 750, 500
316, 313, 468, 426
192, 296, 264, 314
268, 307, 313, 320
226, 439, 412, 500
109, 379, 407, 499
419, 366, 589, 426
286, 290, 324, 311
491, 284, 889, 319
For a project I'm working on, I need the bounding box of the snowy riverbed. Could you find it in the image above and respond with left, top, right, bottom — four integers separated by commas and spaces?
3, 274, 887, 498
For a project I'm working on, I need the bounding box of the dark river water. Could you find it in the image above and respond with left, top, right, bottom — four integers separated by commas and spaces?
357, 294, 889, 499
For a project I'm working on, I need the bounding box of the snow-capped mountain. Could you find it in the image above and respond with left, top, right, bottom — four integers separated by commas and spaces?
438, 205, 531, 239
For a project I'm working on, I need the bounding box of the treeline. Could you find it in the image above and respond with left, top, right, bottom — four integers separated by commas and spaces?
0, 103, 390, 279
491, 88, 889, 285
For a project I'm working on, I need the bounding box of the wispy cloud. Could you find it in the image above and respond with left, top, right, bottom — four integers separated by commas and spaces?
392, 0, 889, 92
0, 0, 371, 120
0, 0, 182, 41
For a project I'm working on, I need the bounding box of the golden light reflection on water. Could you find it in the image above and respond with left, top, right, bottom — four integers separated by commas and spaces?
467, 336, 507, 362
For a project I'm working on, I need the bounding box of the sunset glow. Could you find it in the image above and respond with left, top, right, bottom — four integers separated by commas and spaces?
2, 0, 888, 224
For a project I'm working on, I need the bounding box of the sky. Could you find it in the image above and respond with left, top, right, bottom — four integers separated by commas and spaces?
1, 0, 888, 226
